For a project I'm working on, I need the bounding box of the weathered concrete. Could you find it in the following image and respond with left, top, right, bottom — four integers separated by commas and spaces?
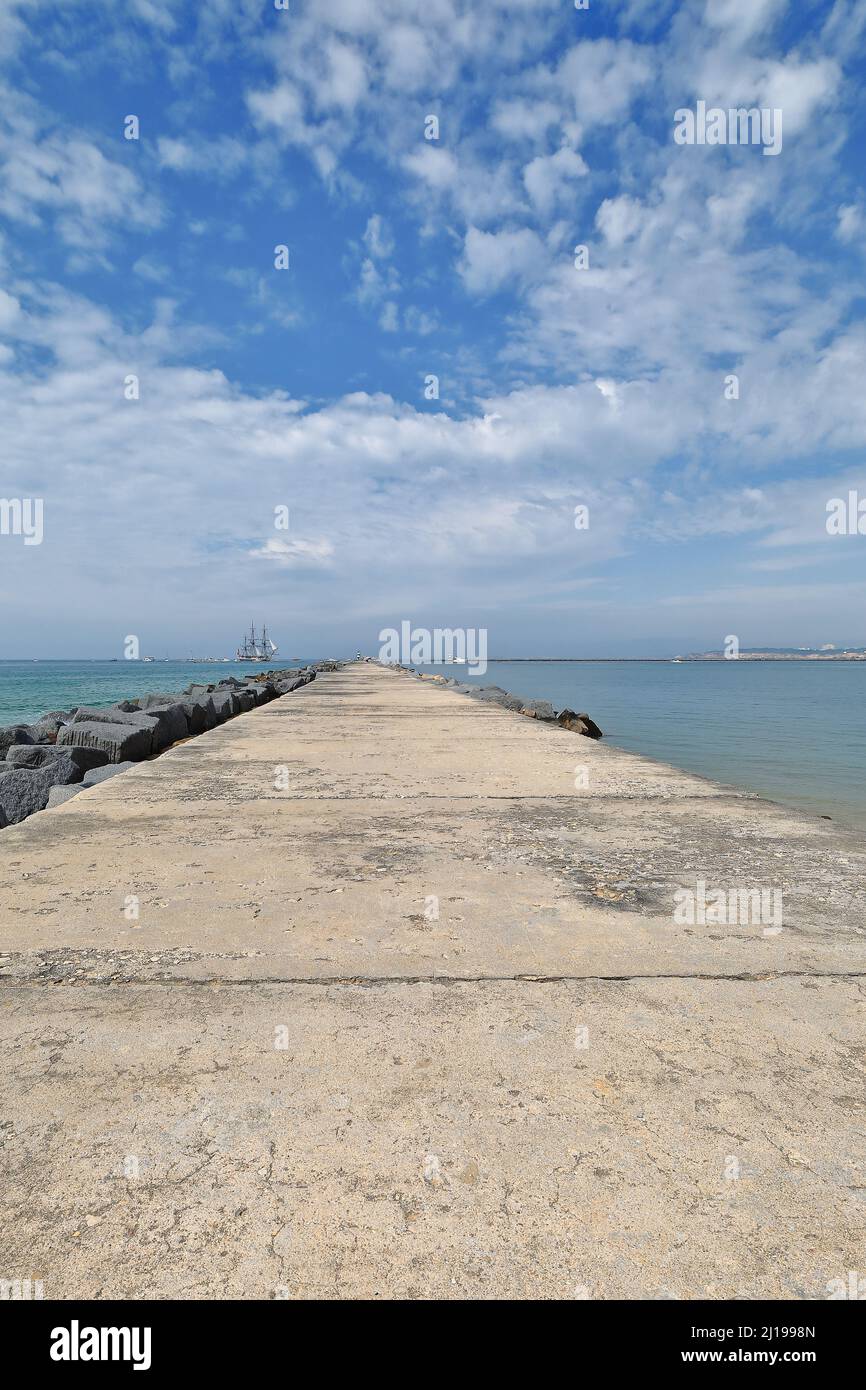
0, 664, 863, 1300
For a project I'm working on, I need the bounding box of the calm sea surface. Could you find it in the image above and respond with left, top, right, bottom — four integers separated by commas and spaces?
1, 658, 864, 831
0, 660, 317, 724
415, 659, 866, 831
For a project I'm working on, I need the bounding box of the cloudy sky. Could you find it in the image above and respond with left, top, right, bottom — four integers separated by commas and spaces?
1, 0, 864, 658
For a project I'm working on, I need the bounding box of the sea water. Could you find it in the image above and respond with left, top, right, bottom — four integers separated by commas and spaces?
0, 659, 317, 725
414, 659, 866, 831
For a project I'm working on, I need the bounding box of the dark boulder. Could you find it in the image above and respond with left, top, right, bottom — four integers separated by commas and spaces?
241, 684, 267, 707
182, 703, 204, 737
47, 785, 83, 808
182, 695, 219, 734
72, 705, 146, 726
0, 769, 52, 823
210, 690, 237, 721
197, 696, 218, 729
471, 687, 510, 705
138, 702, 189, 746
40, 752, 88, 786
519, 699, 556, 721
5, 744, 109, 773
81, 762, 136, 787
181, 700, 208, 736
0, 755, 83, 824
557, 709, 603, 739
58, 721, 153, 763
30, 710, 76, 743
70, 707, 161, 751
29, 723, 59, 745
0, 726, 34, 756
69, 704, 190, 752
139, 691, 183, 705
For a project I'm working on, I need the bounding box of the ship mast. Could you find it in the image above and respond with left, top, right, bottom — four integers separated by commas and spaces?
237, 618, 277, 659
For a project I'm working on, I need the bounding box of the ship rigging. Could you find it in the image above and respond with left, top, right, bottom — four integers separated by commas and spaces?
236, 621, 278, 661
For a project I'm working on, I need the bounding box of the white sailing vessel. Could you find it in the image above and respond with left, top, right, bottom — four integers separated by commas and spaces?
236, 621, 279, 662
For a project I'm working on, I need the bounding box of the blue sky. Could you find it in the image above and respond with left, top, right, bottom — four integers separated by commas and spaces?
0, 0, 864, 658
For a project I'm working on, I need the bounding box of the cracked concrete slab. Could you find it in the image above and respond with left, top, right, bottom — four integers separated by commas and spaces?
1, 977, 863, 1300
0, 663, 863, 1299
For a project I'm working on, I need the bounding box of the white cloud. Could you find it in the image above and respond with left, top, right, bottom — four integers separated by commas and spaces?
491, 99, 563, 143
246, 81, 305, 131
310, 39, 368, 113
836, 203, 863, 243
356, 256, 399, 307
555, 39, 653, 127
3, 274, 866, 652
0, 102, 161, 252
523, 146, 588, 216
403, 145, 459, 192
703, 0, 788, 44
595, 194, 645, 247
460, 226, 547, 296
403, 305, 439, 335
380, 23, 437, 92
133, 256, 170, 283
0, 287, 21, 330
156, 137, 194, 170
363, 213, 394, 259
761, 57, 839, 134
250, 537, 336, 567
379, 301, 399, 332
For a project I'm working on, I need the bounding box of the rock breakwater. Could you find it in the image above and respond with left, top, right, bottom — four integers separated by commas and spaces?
0, 662, 343, 829
387, 664, 602, 738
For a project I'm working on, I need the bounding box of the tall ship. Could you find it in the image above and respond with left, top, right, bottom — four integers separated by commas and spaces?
236, 621, 279, 662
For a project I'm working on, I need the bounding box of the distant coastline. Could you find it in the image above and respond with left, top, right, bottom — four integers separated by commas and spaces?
677, 646, 866, 661
485, 652, 866, 662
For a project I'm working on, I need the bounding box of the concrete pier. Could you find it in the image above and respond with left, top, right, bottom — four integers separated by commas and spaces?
0, 663, 863, 1299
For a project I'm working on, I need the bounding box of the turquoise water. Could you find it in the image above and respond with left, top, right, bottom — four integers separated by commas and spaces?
415, 660, 866, 831
0, 660, 318, 724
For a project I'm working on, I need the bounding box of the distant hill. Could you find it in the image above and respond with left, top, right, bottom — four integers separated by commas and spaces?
682, 647, 866, 660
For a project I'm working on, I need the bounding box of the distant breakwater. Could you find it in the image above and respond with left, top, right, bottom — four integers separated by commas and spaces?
0, 662, 343, 830
386, 661, 603, 737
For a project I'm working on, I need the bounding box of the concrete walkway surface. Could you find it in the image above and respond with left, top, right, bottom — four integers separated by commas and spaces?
0, 663, 863, 1299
